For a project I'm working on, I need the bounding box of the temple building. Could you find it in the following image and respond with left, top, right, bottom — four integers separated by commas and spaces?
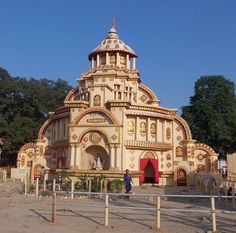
16, 23, 219, 186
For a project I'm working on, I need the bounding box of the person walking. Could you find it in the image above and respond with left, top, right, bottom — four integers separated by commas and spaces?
124, 169, 133, 194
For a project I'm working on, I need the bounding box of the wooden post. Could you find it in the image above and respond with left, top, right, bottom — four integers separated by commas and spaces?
104, 194, 109, 226
71, 178, 74, 199
53, 179, 56, 192
217, 187, 221, 202
51, 193, 56, 223
100, 179, 103, 195
211, 197, 217, 233
88, 179, 91, 197
104, 179, 108, 193
24, 176, 28, 195
156, 196, 160, 230
36, 177, 39, 197
3, 170, 7, 182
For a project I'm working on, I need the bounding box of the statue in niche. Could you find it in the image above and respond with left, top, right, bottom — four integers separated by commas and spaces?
120, 55, 126, 65
151, 123, 157, 135
140, 122, 147, 134
92, 155, 103, 170
94, 95, 101, 106
110, 54, 116, 64
127, 120, 134, 133
176, 146, 184, 157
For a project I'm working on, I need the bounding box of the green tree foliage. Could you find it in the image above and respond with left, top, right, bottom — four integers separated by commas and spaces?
0, 67, 72, 166
182, 76, 236, 158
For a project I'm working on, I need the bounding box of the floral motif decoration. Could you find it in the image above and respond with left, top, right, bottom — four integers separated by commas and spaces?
89, 132, 101, 144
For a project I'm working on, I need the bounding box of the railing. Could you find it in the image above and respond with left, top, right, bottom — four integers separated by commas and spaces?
50, 191, 236, 233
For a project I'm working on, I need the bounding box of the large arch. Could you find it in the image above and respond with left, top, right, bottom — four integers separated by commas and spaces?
173, 115, 192, 140
72, 108, 120, 126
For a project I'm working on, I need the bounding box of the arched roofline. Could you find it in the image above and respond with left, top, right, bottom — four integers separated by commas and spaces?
193, 143, 218, 156
38, 119, 53, 140
18, 143, 36, 153
78, 128, 110, 144
73, 108, 120, 126
64, 88, 80, 102
139, 83, 159, 102
174, 115, 192, 140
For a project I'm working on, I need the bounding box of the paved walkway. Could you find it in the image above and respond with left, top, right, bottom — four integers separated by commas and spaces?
0, 180, 235, 233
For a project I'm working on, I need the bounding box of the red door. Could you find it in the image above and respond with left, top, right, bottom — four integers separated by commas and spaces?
140, 159, 159, 183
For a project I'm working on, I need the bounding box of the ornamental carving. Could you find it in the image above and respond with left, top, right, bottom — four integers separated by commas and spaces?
197, 164, 205, 171
89, 133, 101, 144
111, 135, 117, 141
143, 151, 155, 159
177, 136, 182, 141
166, 153, 171, 160
176, 126, 181, 132
140, 95, 147, 102
94, 95, 101, 106
110, 54, 116, 64
176, 146, 184, 157
166, 162, 172, 168
166, 127, 171, 140
120, 55, 126, 65
196, 153, 205, 162
21, 155, 25, 167
125, 140, 172, 150
140, 122, 146, 134
127, 120, 135, 133
40, 146, 43, 156
151, 123, 157, 135
72, 134, 77, 140
130, 155, 135, 161
83, 137, 88, 142
129, 163, 135, 169
28, 151, 34, 158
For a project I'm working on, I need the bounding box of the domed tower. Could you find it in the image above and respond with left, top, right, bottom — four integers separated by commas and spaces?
88, 22, 137, 70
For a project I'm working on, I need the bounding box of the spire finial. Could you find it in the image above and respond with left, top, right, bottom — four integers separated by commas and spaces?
112, 17, 116, 29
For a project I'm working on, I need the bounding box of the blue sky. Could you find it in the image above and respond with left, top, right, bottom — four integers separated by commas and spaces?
0, 0, 236, 111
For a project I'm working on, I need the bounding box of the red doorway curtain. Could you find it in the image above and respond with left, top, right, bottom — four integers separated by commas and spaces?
139, 159, 149, 182
150, 159, 159, 183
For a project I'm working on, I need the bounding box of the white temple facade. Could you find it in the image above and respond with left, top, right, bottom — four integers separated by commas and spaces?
16, 24, 219, 186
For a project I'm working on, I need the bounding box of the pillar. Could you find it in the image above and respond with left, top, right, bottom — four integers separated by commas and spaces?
106, 52, 109, 66
115, 145, 120, 170
70, 145, 75, 167
91, 57, 94, 68
96, 54, 100, 68
110, 145, 115, 169
133, 57, 136, 69
75, 144, 81, 169
126, 54, 130, 69
116, 52, 120, 67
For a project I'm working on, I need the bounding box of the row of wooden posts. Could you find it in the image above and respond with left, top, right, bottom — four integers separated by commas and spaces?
51, 192, 219, 233
24, 176, 108, 198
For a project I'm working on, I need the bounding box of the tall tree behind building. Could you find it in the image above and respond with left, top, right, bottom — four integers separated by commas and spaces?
0, 68, 72, 165
182, 75, 236, 158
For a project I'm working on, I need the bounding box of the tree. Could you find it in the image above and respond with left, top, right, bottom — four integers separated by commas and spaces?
182, 75, 236, 158
0, 67, 72, 166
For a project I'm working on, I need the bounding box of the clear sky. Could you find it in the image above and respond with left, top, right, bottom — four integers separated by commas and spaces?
1, 0, 236, 111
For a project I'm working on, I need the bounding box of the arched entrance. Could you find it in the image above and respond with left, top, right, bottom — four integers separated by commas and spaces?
140, 159, 159, 183
177, 168, 187, 186
81, 145, 109, 170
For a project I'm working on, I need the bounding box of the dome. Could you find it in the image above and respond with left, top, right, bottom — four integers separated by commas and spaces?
88, 26, 137, 60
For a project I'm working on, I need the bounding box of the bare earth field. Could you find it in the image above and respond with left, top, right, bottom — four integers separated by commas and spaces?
0, 180, 235, 233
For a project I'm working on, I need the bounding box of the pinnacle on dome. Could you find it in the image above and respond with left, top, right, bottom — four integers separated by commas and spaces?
88, 20, 137, 69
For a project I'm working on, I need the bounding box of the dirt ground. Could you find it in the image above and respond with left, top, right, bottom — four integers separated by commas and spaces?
0, 180, 235, 233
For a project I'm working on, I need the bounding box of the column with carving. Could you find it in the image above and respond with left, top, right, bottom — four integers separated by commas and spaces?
115, 144, 120, 170
70, 144, 75, 168
75, 143, 81, 169
110, 144, 115, 169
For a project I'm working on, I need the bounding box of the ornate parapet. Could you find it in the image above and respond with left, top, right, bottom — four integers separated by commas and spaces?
125, 140, 172, 151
